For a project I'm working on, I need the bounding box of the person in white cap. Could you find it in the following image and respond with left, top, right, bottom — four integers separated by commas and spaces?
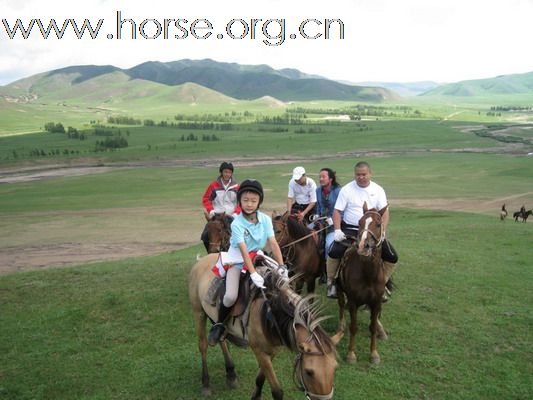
287, 166, 317, 225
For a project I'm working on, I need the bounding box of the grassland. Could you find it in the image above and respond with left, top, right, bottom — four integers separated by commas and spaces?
1, 97, 532, 399
0, 209, 531, 399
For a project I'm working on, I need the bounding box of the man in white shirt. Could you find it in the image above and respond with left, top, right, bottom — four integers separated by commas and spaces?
287, 166, 317, 225
326, 161, 398, 298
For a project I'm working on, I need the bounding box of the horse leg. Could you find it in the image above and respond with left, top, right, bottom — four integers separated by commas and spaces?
219, 340, 237, 388
306, 275, 316, 297
193, 310, 211, 396
346, 304, 358, 363
369, 304, 381, 364
377, 318, 388, 340
250, 368, 266, 400
251, 352, 283, 400
337, 291, 346, 332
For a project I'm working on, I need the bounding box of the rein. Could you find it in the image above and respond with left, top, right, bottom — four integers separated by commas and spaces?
281, 224, 329, 249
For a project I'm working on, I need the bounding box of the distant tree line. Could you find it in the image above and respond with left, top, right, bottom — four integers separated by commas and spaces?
107, 116, 142, 125
142, 119, 234, 130
256, 114, 303, 125
178, 133, 220, 141
490, 105, 532, 112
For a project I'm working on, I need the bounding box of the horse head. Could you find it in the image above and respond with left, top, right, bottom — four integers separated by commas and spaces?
356, 202, 388, 258
206, 213, 230, 253
272, 211, 290, 246
288, 294, 342, 400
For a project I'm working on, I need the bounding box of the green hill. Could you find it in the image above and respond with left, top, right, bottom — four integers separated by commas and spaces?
422, 71, 533, 97
0, 59, 399, 104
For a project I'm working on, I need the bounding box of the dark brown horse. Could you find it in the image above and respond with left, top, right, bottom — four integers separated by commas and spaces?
188, 253, 342, 399
336, 203, 389, 364
513, 207, 532, 222
204, 213, 231, 253
272, 212, 321, 295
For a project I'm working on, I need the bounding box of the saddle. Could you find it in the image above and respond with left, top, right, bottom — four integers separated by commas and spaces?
205, 257, 268, 347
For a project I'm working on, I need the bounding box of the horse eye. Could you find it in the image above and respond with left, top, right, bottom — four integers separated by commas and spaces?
304, 369, 314, 377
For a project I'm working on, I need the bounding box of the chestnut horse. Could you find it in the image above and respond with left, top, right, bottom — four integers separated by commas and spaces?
204, 213, 231, 253
272, 212, 321, 295
188, 253, 342, 399
336, 203, 389, 364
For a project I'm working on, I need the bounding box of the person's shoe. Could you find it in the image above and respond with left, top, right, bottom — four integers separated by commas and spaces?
326, 283, 338, 299
208, 323, 226, 346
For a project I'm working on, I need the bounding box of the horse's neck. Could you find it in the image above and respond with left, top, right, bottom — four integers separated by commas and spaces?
346, 248, 383, 279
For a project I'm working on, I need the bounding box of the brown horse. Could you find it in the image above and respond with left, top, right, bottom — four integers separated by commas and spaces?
188, 253, 342, 399
272, 212, 321, 295
336, 203, 389, 364
204, 213, 231, 253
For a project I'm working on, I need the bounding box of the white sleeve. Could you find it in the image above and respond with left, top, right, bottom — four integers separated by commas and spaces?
376, 186, 388, 210
309, 180, 317, 203
334, 187, 348, 211
288, 180, 295, 198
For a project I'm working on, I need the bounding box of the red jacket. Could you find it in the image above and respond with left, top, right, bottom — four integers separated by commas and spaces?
202, 177, 241, 215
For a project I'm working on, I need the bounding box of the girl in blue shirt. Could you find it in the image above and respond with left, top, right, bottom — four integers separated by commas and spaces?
208, 179, 285, 345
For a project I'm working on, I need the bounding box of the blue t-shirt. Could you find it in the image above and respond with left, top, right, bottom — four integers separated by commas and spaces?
230, 211, 274, 251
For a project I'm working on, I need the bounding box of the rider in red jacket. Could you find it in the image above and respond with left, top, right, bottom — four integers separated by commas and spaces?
200, 162, 240, 251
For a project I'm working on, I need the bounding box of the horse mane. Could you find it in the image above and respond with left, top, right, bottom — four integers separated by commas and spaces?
259, 271, 334, 353
285, 214, 311, 239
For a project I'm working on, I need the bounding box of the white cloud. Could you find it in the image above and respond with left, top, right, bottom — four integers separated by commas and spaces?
1, 0, 532, 85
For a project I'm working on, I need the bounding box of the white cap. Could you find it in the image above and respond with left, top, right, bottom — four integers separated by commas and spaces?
292, 166, 306, 180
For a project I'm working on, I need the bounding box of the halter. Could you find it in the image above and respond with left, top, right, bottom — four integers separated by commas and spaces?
358, 210, 385, 250
293, 335, 335, 400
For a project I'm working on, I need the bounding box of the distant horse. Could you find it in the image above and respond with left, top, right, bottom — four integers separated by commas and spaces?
513, 205, 531, 223
500, 204, 508, 221
272, 212, 321, 295
336, 203, 389, 364
204, 213, 231, 253
514, 209, 532, 223
188, 253, 342, 399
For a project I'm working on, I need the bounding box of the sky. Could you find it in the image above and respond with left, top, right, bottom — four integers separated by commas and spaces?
1, 0, 532, 86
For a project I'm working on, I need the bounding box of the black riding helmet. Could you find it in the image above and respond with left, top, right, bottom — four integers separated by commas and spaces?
219, 162, 234, 173
237, 179, 264, 207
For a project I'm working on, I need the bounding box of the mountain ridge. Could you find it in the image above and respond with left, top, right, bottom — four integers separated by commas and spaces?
1, 59, 399, 103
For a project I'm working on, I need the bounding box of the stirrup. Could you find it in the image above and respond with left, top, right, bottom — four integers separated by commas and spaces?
208, 323, 226, 346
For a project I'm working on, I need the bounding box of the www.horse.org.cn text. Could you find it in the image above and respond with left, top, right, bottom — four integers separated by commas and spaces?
1, 11, 345, 46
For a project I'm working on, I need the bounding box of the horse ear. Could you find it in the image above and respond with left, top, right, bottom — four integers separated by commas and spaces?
330, 330, 344, 346
379, 204, 389, 216
298, 342, 313, 353
272, 210, 278, 218
363, 201, 368, 213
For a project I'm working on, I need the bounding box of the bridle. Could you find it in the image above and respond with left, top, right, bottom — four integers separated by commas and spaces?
358, 210, 385, 251
293, 334, 335, 400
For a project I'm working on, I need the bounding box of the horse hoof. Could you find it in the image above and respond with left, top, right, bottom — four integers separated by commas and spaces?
201, 387, 212, 397
370, 355, 381, 365
346, 352, 357, 364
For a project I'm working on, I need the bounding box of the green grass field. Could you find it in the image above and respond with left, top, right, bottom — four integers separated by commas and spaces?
1, 210, 531, 399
